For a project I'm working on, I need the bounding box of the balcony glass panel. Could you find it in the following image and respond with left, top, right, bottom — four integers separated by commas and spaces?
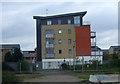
91, 42, 96, 46
46, 44, 54, 48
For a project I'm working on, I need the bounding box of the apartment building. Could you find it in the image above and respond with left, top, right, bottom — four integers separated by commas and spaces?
33, 11, 103, 69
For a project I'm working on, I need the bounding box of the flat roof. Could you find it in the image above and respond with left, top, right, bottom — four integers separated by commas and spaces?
0, 44, 20, 49
33, 11, 87, 20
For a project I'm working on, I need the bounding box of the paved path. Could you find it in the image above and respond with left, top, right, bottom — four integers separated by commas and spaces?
24, 70, 83, 82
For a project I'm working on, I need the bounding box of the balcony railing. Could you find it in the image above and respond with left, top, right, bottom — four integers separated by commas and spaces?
46, 54, 54, 58
46, 44, 54, 48
91, 32, 96, 38
91, 51, 103, 56
46, 34, 54, 38
83, 21, 91, 25
91, 42, 96, 46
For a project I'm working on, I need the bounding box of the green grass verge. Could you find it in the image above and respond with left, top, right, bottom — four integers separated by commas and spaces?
74, 75, 89, 80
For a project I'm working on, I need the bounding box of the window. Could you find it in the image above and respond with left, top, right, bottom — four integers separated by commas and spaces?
58, 39, 62, 44
68, 29, 71, 34
46, 49, 54, 54
68, 39, 72, 44
59, 50, 62, 54
58, 29, 62, 34
68, 49, 72, 54
58, 20, 61, 25
46, 49, 54, 58
47, 20, 52, 25
46, 40, 54, 44
68, 20, 71, 24
8, 49, 11, 52
74, 16, 80, 26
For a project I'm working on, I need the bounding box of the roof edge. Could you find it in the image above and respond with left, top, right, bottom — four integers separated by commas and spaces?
33, 11, 87, 19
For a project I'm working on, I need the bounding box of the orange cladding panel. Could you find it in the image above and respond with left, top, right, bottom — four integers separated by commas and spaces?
75, 25, 91, 56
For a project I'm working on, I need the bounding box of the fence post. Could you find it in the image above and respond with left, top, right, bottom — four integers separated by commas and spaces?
82, 56, 84, 72
20, 62, 21, 73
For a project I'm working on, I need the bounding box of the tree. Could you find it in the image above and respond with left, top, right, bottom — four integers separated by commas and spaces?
4, 52, 13, 62
12, 48, 23, 62
112, 52, 118, 60
103, 53, 110, 60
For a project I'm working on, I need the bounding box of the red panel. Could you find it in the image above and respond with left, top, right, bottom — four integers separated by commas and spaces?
75, 25, 91, 56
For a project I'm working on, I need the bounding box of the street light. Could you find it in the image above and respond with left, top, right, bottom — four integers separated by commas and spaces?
73, 41, 75, 71
20, 62, 21, 73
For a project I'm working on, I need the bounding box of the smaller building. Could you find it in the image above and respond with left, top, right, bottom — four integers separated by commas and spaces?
23, 51, 36, 62
109, 46, 120, 55
0, 44, 20, 62
102, 49, 109, 54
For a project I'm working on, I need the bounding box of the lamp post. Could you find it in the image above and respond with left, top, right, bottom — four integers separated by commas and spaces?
82, 56, 84, 72
73, 41, 75, 71
20, 62, 21, 73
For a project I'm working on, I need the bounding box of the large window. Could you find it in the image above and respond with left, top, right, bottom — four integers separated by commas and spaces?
58, 29, 62, 34
58, 20, 61, 25
46, 40, 54, 44
68, 29, 72, 34
68, 39, 72, 44
68, 49, 72, 54
46, 49, 54, 54
58, 39, 62, 44
68, 19, 71, 24
74, 16, 80, 26
46, 49, 54, 58
47, 20, 52, 25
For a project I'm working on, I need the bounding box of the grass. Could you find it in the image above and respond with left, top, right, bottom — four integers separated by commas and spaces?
15, 73, 43, 82
77, 75, 89, 80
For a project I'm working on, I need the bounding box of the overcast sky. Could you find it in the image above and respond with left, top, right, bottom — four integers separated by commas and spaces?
2, 1, 118, 51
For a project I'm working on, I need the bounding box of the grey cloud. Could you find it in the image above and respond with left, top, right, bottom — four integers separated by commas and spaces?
2, 2, 118, 50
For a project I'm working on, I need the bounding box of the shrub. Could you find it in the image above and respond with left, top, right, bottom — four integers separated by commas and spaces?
2, 71, 19, 83
61, 63, 69, 70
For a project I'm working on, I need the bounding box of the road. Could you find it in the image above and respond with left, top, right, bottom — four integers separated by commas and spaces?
24, 70, 85, 82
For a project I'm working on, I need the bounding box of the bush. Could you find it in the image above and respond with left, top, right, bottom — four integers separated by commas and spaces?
61, 63, 69, 70
2, 71, 19, 83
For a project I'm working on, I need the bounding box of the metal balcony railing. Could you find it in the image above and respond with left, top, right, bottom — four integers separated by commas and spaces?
46, 34, 54, 38
46, 44, 54, 48
91, 51, 103, 56
91, 31, 96, 38
91, 42, 96, 46
46, 54, 54, 58
83, 21, 91, 25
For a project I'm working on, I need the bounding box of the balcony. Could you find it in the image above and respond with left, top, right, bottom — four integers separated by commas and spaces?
91, 42, 96, 46
46, 54, 54, 58
46, 44, 54, 48
83, 21, 91, 25
46, 34, 54, 38
91, 31, 96, 38
91, 51, 103, 56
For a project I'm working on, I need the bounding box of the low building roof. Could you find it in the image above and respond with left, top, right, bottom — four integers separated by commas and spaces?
0, 44, 20, 49
23, 53, 35, 57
